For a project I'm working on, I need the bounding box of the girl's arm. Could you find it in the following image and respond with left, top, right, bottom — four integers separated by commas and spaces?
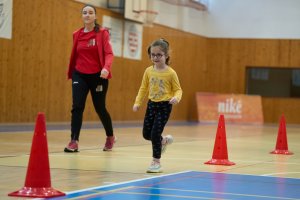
133, 70, 149, 110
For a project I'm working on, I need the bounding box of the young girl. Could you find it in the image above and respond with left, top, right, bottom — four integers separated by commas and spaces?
133, 39, 183, 173
64, 4, 116, 152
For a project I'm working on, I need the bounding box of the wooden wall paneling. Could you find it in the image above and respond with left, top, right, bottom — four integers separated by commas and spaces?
262, 98, 300, 124
178, 35, 207, 121
206, 39, 230, 93
261, 98, 276, 123
243, 39, 256, 66
228, 40, 247, 93
280, 98, 300, 124
32, 0, 52, 120
252, 40, 289, 67
1, 0, 300, 123
0, 41, 9, 122
290, 40, 300, 66
277, 40, 292, 66
5, 0, 27, 122
47, 0, 73, 122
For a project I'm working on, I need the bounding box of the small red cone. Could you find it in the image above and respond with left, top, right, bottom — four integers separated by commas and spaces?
270, 114, 293, 155
8, 113, 65, 198
204, 114, 235, 166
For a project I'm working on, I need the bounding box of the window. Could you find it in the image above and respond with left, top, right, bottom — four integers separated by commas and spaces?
246, 67, 300, 98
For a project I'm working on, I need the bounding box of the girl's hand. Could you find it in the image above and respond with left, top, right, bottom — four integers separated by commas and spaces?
133, 105, 140, 112
169, 97, 178, 105
100, 68, 109, 79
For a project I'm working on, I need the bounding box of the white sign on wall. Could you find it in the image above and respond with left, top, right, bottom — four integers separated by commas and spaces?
123, 21, 143, 60
102, 15, 123, 57
0, 0, 12, 39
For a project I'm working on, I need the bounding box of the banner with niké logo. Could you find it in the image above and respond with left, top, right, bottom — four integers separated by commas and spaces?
196, 92, 263, 124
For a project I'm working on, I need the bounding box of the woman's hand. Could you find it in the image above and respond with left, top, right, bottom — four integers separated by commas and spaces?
100, 68, 109, 79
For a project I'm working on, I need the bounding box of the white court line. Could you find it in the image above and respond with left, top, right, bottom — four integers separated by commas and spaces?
121, 186, 299, 200
117, 191, 228, 200
3, 153, 300, 166
262, 172, 300, 176
48, 154, 300, 165
63, 170, 193, 195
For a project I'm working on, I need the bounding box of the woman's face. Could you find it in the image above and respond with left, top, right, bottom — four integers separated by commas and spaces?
82, 6, 96, 25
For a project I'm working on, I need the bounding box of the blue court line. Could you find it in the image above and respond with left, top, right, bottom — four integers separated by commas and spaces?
48, 171, 300, 200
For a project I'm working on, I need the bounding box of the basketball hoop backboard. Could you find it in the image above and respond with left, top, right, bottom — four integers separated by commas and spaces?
124, 0, 157, 26
134, 10, 158, 27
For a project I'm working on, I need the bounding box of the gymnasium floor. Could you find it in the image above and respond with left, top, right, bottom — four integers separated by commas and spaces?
0, 121, 299, 199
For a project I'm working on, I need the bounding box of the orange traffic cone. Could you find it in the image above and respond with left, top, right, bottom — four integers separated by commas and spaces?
8, 113, 65, 198
204, 114, 235, 166
270, 114, 293, 155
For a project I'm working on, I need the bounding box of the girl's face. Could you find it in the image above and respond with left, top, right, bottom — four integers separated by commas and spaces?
82, 6, 96, 25
150, 46, 168, 66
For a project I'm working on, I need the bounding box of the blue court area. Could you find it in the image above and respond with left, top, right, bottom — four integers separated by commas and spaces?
50, 171, 300, 200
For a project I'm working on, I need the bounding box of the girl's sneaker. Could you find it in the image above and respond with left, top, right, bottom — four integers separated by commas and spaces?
147, 161, 163, 173
161, 135, 173, 154
64, 140, 79, 152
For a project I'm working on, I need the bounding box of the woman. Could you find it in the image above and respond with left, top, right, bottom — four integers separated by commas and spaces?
64, 4, 116, 152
